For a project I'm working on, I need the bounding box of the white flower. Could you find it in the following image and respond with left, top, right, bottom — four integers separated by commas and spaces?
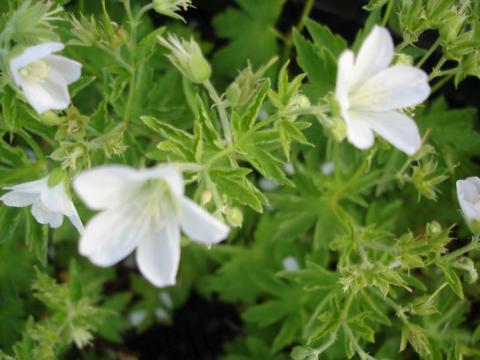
1, 177, 84, 233
73, 165, 230, 287
456, 177, 480, 233
335, 26, 430, 155
10, 42, 82, 114
282, 256, 300, 272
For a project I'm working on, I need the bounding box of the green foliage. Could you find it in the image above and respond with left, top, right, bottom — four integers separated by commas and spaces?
0, 1, 480, 359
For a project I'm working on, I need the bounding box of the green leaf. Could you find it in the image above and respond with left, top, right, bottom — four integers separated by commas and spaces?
439, 263, 464, 299
2, 87, 18, 131
293, 29, 337, 99
210, 170, 264, 212
212, 0, 285, 77
417, 99, 480, 155
240, 144, 293, 186
304, 19, 347, 57
70, 75, 96, 98
242, 299, 290, 326
25, 211, 49, 267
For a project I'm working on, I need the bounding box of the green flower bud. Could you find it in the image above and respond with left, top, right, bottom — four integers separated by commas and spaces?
288, 94, 311, 110
158, 34, 211, 83
153, 0, 192, 22
38, 110, 62, 126
47, 168, 67, 187
226, 207, 243, 227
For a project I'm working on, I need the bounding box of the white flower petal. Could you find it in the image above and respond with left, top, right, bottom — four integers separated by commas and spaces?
136, 222, 181, 287
74, 165, 139, 210
351, 26, 394, 90
457, 178, 480, 223
350, 110, 421, 155
180, 197, 229, 244
139, 165, 184, 197
351, 65, 430, 111
10, 42, 64, 85
335, 50, 355, 110
1, 191, 38, 207
80, 204, 147, 266
40, 182, 75, 216
457, 177, 480, 202
4, 178, 48, 193
44, 55, 82, 84
31, 199, 63, 228
68, 210, 85, 235
21, 68, 70, 114
343, 111, 375, 150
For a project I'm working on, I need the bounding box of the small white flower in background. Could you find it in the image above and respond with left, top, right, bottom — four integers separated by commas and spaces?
10, 42, 82, 114
129, 310, 147, 327
456, 177, 480, 234
282, 256, 300, 272
1, 177, 84, 233
320, 161, 335, 176
335, 26, 430, 155
73, 165, 230, 287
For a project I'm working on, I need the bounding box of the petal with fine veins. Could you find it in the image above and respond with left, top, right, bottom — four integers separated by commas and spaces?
74, 165, 139, 210
344, 111, 375, 150
31, 199, 63, 228
44, 55, 82, 84
180, 197, 229, 244
335, 50, 355, 110
351, 110, 421, 155
1, 191, 38, 207
136, 222, 181, 287
351, 65, 430, 111
80, 203, 147, 266
4, 178, 48, 193
351, 26, 394, 90
10, 42, 64, 85
41, 182, 75, 216
21, 68, 70, 114
139, 165, 185, 197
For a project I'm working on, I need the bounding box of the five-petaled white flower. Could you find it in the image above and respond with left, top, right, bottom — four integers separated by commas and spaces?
10, 42, 82, 114
1, 177, 84, 233
335, 26, 430, 155
73, 165, 230, 287
456, 177, 480, 234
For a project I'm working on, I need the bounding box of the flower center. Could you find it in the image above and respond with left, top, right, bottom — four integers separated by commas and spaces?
19, 60, 50, 83
135, 179, 178, 228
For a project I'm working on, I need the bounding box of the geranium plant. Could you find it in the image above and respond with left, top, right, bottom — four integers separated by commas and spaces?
0, 0, 479, 359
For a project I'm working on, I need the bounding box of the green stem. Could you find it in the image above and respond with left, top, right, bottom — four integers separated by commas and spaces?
136, 3, 155, 21
430, 73, 454, 94
123, 68, 136, 124
381, 0, 394, 26
297, 0, 314, 32
428, 57, 447, 80
343, 323, 375, 360
203, 80, 232, 144
416, 37, 441, 68
442, 236, 480, 262
282, 0, 315, 61
17, 129, 46, 164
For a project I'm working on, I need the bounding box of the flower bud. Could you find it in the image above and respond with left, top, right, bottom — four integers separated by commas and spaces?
456, 177, 480, 234
288, 94, 311, 110
48, 168, 67, 187
200, 190, 212, 206
153, 0, 192, 21
158, 34, 211, 83
38, 110, 62, 126
226, 207, 243, 227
